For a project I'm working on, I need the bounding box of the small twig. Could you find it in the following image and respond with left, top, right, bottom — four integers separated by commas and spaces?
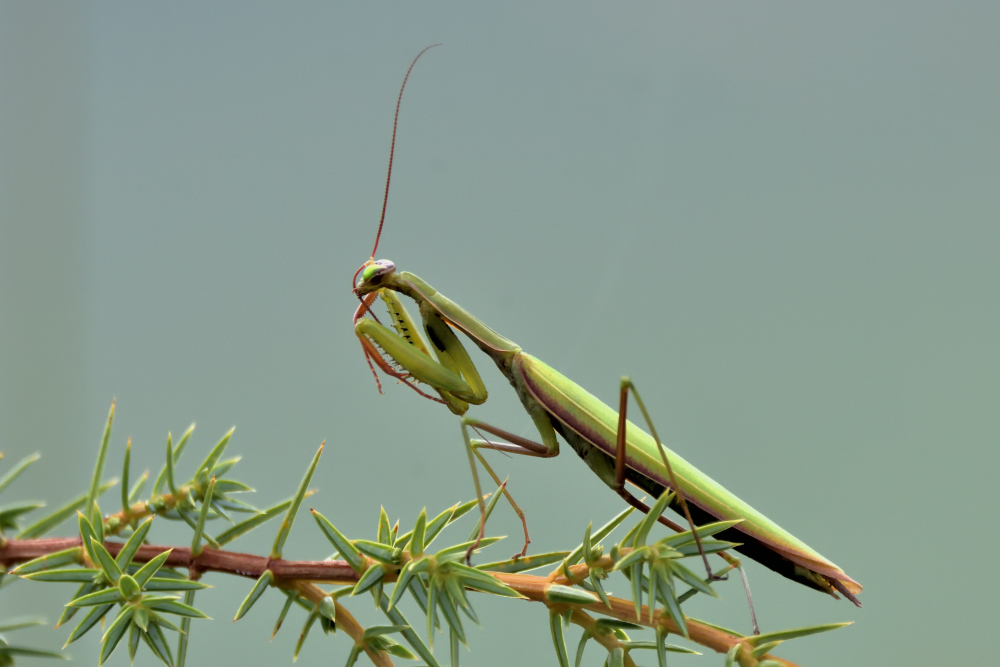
294, 582, 393, 667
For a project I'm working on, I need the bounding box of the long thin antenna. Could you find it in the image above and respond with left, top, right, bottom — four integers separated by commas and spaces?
370, 43, 441, 261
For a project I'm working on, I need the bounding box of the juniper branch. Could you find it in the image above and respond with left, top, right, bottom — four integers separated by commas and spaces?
1, 536, 796, 667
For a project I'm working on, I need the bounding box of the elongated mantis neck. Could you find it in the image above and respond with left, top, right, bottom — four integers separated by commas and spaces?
388, 270, 522, 357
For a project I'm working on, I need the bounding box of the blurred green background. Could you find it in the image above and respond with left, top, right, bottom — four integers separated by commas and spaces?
2, 3, 997, 665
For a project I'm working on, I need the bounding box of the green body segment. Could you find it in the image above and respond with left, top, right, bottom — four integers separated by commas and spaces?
396, 273, 521, 354
514, 353, 860, 593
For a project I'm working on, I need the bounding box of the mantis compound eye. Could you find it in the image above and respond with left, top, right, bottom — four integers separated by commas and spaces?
361, 259, 396, 285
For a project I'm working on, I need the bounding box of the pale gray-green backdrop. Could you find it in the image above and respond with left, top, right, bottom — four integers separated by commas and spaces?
2, 3, 997, 666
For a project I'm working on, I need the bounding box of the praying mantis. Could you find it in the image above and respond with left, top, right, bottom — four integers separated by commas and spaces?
351, 46, 862, 614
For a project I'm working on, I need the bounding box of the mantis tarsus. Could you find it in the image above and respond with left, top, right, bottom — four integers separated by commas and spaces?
351, 46, 862, 615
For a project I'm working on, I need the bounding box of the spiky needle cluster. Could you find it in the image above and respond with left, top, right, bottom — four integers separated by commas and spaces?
0, 404, 850, 667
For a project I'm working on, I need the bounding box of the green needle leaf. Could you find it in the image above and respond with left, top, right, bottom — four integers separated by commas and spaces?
746, 622, 853, 646
271, 442, 323, 560
671, 561, 718, 599
191, 476, 216, 557
545, 584, 600, 606
133, 549, 172, 587
175, 589, 196, 667
0, 501, 43, 533
388, 560, 416, 611
447, 563, 522, 598
77, 512, 101, 568
0, 617, 45, 632
293, 609, 320, 659
64, 603, 113, 646
592, 506, 635, 543
127, 470, 148, 506
426, 579, 439, 648
352, 563, 387, 597
444, 575, 477, 624
142, 577, 209, 592
194, 427, 235, 480
378, 506, 391, 545
141, 621, 174, 666
344, 645, 362, 667
68, 587, 124, 607
449, 627, 460, 667
375, 591, 440, 667
656, 576, 687, 638
613, 547, 647, 572
234, 570, 274, 621
435, 587, 465, 645
629, 562, 644, 622
216, 498, 292, 546
17, 480, 116, 539
271, 592, 297, 639
174, 424, 196, 460
385, 641, 417, 660
85, 401, 115, 528
362, 625, 409, 639
10, 547, 83, 575
549, 611, 570, 667
411, 508, 427, 557
661, 520, 742, 547
127, 623, 140, 662
0, 452, 40, 494
211, 479, 253, 494
152, 425, 193, 496
465, 482, 506, 543
646, 565, 660, 624
634, 489, 673, 548
165, 437, 178, 496
421, 502, 461, 549
210, 455, 242, 478
582, 522, 595, 565
655, 626, 667, 667
98, 607, 131, 665
89, 537, 123, 583
148, 599, 210, 619
312, 509, 364, 572
433, 536, 502, 561
0, 646, 68, 660
477, 551, 569, 573
574, 629, 591, 667
751, 641, 783, 658
353, 539, 402, 564
120, 438, 131, 516
455, 573, 521, 598
589, 571, 611, 609
55, 582, 95, 628
673, 539, 739, 557
90, 501, 104, 544
593, 619, 642, 632
115, 516, 153, 570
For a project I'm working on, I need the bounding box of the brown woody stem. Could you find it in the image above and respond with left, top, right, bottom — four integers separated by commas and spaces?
1, 537, 796, 667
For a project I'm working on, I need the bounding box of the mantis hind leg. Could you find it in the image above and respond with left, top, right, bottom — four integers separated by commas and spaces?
616, 377, 760, 635
460, 411, 559, 560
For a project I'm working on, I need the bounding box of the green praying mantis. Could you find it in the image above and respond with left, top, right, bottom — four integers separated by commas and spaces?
350, 46, 862, 619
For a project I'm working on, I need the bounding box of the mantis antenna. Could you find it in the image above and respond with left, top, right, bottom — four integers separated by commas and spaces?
352, 43, 441, 291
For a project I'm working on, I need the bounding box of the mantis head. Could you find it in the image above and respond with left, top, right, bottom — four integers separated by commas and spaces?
352, 259, 396, 297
